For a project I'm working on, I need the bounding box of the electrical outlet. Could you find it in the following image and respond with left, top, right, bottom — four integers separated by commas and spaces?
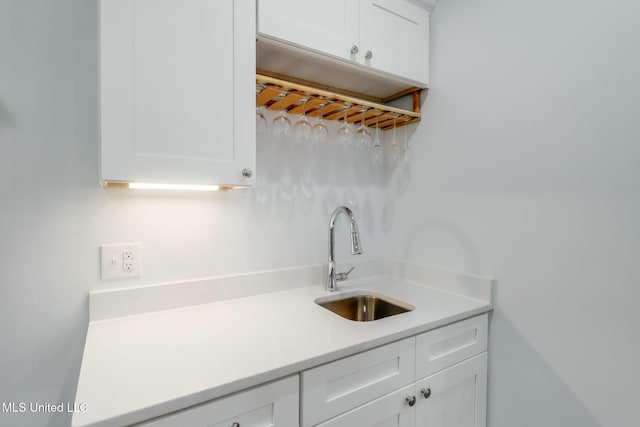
123, 249, 134, 260
101, 243, 141, 279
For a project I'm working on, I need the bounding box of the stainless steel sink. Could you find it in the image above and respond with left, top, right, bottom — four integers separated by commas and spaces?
316, 292, 414, 322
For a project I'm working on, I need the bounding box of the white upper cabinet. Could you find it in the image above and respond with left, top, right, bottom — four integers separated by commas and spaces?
257, 0, 359, 60
359, 0, 430, 84
257, 0, 431, 87
100, 0, 256, 187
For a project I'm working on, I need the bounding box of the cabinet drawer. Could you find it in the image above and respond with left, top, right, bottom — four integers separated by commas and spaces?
316, 384, 415, 427
137, 375, 299, 427
302, 337, 415, 427
416, 314, 488, 379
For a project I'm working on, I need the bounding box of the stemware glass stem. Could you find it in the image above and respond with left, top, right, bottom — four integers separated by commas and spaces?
356, 109, 372, 149
372, 117, 383, 166
390, 117, 400, 164
294, 98, 312, 143
337, 105, 352, 147
312, 107, 329, 145
403, 122, 410, 164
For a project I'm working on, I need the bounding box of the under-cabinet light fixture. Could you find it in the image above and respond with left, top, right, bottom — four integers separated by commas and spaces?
128, 183, 220, 191
102, 181, 222, 191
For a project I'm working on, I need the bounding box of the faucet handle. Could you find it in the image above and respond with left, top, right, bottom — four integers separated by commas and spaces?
336, 266, 355, 282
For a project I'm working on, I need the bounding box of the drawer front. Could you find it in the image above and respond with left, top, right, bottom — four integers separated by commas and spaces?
137, 375, 299, 427
416, 314, 488, 379
315, 384, 415, 427
302, 337, 415, 427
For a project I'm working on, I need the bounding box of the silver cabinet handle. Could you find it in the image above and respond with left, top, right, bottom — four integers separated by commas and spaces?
230, 423, 240, 427
365, 50, 373, 60
405, 395, 416, 407
421, 387, 432, 398
350, 45, 359, 54
242, 168, 253, 178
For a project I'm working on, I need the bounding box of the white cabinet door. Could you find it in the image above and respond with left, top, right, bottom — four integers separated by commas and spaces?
414, 353, 488, 427
137, 376, 299, 427
100, 0, 255, 186
316, 385, 415, 427
257, 0, 358, 61
359, 0, 430, 85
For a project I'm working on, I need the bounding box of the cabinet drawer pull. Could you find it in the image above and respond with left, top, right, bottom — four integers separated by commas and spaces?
241, 167, 253, 178
365, 50, 373, 60
350, 45, 359, 55
405, 395, 416, 407
230, 423, 240, 427
421, 387, 432, 399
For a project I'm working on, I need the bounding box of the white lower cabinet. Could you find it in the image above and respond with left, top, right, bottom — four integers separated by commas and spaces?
136, 375, 299, 427
303, 314, 488, 427
314, 352, 487, 427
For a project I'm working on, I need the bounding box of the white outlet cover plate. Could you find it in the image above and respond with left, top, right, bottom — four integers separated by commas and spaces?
101, 243, 141, 280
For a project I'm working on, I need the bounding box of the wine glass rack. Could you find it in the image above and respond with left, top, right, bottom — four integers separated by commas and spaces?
256, 73, 421, 131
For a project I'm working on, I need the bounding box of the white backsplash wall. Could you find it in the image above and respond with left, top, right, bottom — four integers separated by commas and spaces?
0, 2, 387, 426
384, 0, 640, 426
89, 112, 388, 290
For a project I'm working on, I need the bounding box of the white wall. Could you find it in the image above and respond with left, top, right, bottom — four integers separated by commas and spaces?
385, 0, 640, 426
0, 1, 386, 425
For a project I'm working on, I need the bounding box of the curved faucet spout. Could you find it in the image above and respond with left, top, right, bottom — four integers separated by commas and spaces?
327, 206, 363, 292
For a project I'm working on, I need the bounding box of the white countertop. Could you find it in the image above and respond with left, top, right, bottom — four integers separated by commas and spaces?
73, 272, 492, 427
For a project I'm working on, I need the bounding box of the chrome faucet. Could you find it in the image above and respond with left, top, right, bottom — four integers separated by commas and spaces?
326, 206, 362, 292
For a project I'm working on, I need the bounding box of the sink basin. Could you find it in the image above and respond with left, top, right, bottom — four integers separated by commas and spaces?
316, 291, 414, 322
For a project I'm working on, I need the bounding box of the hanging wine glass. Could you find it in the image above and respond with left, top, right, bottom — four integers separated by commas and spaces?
371, 118, 383, 167
294, 98, 312, 144
256, 107, 267, 135
256, 86, 267, 135
294, 98, 314, 197
402, 121, 411, 165
355, 108, 372, 150
312, 102, 329, 145
336, 105, 353, 148
271, 92, 291, 141
390, 117, 400, 164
